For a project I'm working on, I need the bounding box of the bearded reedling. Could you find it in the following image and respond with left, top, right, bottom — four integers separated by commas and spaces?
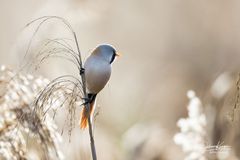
80, 44, 119, 129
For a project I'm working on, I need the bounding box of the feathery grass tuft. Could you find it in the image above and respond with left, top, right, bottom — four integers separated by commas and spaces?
22, 16, 97, 160
0, 65, 63, 160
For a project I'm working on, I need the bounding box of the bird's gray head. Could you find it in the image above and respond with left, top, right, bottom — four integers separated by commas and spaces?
93, 44, 119, 64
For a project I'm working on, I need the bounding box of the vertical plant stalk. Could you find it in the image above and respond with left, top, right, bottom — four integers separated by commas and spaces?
73, 33, 97, 160
87, 103, 97, 160
232, 73, 240, 122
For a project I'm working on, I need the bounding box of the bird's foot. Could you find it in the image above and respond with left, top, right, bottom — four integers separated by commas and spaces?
81, 97, 91, 105
80, 67, 85, 75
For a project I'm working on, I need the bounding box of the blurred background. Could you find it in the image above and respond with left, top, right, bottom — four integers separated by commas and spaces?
0, 0, 240, 159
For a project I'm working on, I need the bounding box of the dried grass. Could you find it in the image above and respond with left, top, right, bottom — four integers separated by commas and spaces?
21, 16, 97, 159
0, 66, 62, 160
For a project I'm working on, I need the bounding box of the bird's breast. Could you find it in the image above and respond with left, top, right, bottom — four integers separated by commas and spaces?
84, 57, 111, 94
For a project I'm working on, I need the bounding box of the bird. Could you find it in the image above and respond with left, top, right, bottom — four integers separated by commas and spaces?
80, 44, 119, 129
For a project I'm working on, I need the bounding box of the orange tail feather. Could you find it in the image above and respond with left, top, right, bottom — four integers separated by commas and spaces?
80, 99, 95, 129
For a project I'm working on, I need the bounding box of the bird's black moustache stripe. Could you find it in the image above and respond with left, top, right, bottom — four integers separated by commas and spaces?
110, 53, 116, 64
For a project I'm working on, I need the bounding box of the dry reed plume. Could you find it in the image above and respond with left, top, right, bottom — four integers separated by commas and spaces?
0, 65, 62, 160
21, 16, 97, 159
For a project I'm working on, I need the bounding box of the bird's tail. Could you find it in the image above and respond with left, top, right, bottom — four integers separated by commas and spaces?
80, 94, 96, 129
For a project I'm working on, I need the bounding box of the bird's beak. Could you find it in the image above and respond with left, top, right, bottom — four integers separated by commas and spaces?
115, 52, 121, 57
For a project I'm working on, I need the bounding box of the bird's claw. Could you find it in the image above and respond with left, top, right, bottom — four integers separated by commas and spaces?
80, 68, 85, 75
82, 97, 90, 105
